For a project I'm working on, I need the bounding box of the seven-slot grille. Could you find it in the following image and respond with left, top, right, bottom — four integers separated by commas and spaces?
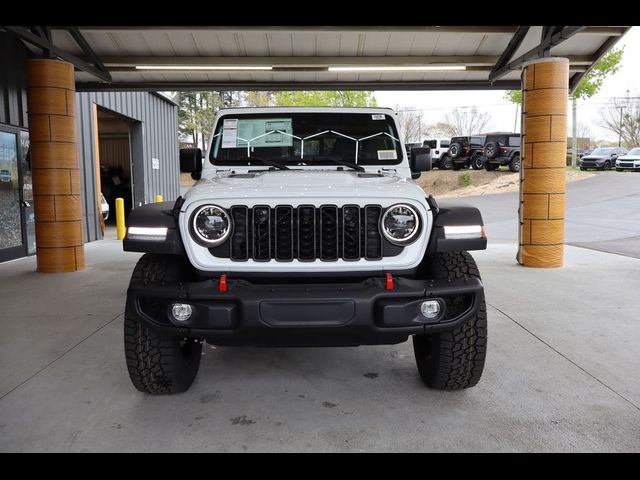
219, 205, 387, 262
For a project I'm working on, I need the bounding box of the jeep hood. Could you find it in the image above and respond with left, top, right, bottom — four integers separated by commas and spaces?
183, 170, 426, 203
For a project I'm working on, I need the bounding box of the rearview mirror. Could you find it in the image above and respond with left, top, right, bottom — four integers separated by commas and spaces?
180, 148, 202, 180
410, 147, 432, 178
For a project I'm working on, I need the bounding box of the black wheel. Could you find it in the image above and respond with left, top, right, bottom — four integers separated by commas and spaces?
508, 153, 521, 172
449, 142, 463, 159
484, 141, 499, 159
440, 155, 453, 170
471, 155, 484, 170
124, 254, 202, 394
485, 163, 499, 171
413, 252, 487, 390
604, 161, 611, 170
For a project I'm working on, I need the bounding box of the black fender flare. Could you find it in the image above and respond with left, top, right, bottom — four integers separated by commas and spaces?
426, 197, 487, 252
123, 198, 186, 255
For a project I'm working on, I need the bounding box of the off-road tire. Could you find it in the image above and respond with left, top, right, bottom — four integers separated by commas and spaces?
485, 163, 499, 171
484, 141, 499, 159
471, 155, 484, 170
440, 155, 453, 170
449, 142, 462, 159
124, 254, 202, 394
413, 251, 487, 390
509, 153, 521, 173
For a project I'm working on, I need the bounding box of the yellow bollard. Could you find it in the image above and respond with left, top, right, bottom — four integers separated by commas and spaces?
116, 198, 126, 240
155, 195, 163, 203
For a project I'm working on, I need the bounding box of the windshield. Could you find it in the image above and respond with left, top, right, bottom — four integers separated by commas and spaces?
591, 148, 616, 155
209, 112, 403, 167
626, 148, 640, 155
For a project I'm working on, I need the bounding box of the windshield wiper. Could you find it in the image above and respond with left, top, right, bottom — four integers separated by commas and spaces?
306, 156, 365, 172
246, 156, 290, 170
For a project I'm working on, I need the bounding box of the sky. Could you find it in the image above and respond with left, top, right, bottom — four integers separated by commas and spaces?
374, 27, 640, 143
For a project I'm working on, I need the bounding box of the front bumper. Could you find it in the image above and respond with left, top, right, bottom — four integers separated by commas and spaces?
617, 162, 640, 170
128, 274, 484, 347
580, 159, 605, 168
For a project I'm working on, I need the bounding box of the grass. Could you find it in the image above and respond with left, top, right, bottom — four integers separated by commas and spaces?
459, 172, 473, 187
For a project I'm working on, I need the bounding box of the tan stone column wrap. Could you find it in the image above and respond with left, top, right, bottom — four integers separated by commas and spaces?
518, 58, 569, 268
26, 59, 84, 272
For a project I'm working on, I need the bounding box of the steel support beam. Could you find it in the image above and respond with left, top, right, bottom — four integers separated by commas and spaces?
2, 26, 112, 82
75, 80, 522, 92
65, 26, 111, 80
489, 26, 587, 83
489, 26, 530, 82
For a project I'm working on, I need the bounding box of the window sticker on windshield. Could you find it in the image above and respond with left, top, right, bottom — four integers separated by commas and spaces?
233, 118, 294, 148
221, 119, 238, 149
372, 114, 385, 120
377, 150, 397, 160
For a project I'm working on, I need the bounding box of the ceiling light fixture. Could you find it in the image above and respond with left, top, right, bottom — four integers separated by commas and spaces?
328, 65, 467, 72
135, 65, 273, 71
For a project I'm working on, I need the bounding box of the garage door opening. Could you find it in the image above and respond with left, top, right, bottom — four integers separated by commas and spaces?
96, 107, 136, 226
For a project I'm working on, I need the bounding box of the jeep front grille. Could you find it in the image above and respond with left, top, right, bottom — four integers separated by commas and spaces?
211, 205, 395, 262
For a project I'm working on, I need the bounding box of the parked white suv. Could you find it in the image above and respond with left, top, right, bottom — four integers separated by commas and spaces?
423, 139, 451, 169
122, 107, 488, 394
616, 147, 640, 171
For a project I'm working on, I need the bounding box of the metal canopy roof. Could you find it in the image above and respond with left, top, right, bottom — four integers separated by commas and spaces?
4, 26, 632, 92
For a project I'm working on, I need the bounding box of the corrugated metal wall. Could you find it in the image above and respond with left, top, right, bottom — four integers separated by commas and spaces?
0, 32, 30, 129
76, 92, 179, 242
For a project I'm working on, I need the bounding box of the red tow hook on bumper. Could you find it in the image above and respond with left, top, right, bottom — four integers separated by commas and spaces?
218, 274, 228, 293
385, 273, 394, 291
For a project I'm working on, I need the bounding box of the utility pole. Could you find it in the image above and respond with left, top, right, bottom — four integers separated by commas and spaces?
618, 105, 624, 147
572, 96, 577, 168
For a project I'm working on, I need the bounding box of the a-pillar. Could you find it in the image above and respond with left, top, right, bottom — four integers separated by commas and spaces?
26, 59, 84, 272
517, 57, 569, 268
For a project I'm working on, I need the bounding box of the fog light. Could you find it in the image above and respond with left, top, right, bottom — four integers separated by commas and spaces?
171, 303, 192, 322
420, 300, 441, 319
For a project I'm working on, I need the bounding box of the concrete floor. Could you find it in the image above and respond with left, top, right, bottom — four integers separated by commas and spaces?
1, 173, 639, 452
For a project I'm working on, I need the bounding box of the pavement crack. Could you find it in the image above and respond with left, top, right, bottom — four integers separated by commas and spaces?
488, 303, 640, 412
0, 312, 124, 402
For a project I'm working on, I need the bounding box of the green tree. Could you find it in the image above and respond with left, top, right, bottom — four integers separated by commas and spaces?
273, 91, 378, 107
504, 47, 624, 103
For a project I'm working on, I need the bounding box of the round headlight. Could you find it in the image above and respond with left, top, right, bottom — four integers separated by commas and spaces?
191, 205, 232, 246
381, 204, 420, 245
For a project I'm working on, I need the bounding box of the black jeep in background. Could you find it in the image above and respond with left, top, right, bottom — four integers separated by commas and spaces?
447, 135, 486, 170
481, 132, 521, 172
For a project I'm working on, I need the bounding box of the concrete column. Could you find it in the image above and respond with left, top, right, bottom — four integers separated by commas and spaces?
517, 57, 569, 268
26, 59, 84, 272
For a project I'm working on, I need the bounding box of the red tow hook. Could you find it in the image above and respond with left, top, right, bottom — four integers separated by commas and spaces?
385, 273, 394, 291
218, 274, 228, 293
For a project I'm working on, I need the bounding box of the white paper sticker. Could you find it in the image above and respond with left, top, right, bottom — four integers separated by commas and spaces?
221, 119, 239, 149
372, 114, 385, 120
152, 158, 160, 170
377, 150, 397, 160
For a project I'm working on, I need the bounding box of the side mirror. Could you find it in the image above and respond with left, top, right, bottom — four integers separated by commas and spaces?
410, 147, 432, 176
180, 148, 202, 180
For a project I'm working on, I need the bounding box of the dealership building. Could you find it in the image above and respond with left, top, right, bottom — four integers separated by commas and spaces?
0, 31, 179, 263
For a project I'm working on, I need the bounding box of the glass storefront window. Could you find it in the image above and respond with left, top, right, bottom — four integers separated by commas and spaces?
0, 131, 22, 251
